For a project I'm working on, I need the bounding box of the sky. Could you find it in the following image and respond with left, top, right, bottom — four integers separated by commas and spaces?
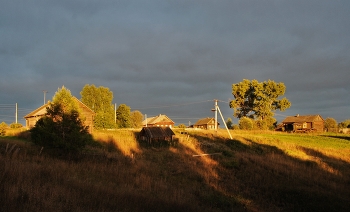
1, 0, 349, 126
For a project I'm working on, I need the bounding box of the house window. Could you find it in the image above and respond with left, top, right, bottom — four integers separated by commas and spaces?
303, 122, 307, 128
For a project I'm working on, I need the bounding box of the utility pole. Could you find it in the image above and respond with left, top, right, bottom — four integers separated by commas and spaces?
43, 90, 48, 104
115, 103, 117, 124
217, 104, 233, 139
212, 99, 232, 139
15, 103, 18, 124
145, 114, 147, 127
212, 99, 218, 132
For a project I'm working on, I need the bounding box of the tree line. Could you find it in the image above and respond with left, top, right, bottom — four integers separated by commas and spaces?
80, 84, 143, 129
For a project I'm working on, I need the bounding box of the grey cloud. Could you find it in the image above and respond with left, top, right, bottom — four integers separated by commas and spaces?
1, 0, 350, 125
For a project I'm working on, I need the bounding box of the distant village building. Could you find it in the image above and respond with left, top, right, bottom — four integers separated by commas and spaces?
24, 97, 95, 133
142, 114, 175, 128
193, 117, 218, 130
281, 114, 324, 132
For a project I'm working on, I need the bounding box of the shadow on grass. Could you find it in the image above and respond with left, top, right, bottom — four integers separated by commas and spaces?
3, 129, 349, 212
186, 131, 350, 212
320, 134, 350, 142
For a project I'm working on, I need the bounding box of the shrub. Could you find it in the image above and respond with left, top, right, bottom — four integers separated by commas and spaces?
239, 117, 253, 130
10, 123, 23, 128
0, 122, 7, 136
232, 124, 240, 130
30, 103, 93, 154
338, 119, 350, 129
254, 120, 268, 130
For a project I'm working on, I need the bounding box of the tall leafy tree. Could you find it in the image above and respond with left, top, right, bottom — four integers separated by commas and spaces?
324, 117, 338, 130
116, 104, 131, 128
130, 110, 143, 128
52, 86, 79, 113
339, 119, 350, 128
230, 79, 291, 121
80, 84, 116, 129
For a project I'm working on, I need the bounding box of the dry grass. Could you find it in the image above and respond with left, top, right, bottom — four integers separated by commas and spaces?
0, 129, 349, 212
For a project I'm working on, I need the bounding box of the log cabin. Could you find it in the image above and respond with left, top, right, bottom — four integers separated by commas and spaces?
24, 97, 95, 133
281, 114, 324, 132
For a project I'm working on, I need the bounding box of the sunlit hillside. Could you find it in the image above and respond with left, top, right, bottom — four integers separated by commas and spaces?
1, 129, 349, 211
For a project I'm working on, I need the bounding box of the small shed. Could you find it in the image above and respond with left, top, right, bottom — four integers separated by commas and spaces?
139, 127, 175, 144
193, 117, 218, 130
281, 114, 324, 132
24, 97, 95, 133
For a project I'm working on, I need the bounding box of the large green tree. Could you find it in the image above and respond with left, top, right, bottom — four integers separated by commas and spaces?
324, 117, 338, 131
116, 104, 131, 128
53, 86, 79, 113
230, 79, 291, 121
130, 110, 143, 128
80, 84, 116, 129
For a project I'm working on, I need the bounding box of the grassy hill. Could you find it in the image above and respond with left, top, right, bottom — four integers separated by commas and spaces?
1, 129, 349, 212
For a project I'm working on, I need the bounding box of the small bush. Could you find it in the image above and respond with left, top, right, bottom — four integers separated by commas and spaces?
10, 123, 23, 128
239, 117, 253, 130
0, 122, 8, 136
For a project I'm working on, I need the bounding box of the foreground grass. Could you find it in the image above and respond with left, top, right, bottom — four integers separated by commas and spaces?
0, 129, 349, 211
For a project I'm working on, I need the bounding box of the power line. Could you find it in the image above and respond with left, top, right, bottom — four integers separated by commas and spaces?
132, 99, 212, 110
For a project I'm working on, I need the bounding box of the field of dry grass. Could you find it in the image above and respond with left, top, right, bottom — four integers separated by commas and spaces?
0, 129, 349, 211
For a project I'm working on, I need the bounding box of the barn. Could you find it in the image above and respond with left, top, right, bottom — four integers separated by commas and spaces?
24, 97, 95, 133
281, 114, 324, 132
139, 127, 175, 145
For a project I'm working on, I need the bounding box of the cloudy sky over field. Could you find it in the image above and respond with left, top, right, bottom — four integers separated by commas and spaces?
1, 0, 349, 125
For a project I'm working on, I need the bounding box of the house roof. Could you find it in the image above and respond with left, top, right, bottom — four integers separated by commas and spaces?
24, 103, 50, 118
140, 127, 175, 138
142, 114, 174, 125
194, 117, 215, 126
71, 96, 95, 114
281, 115, 324, 123
24, 96, 95, 119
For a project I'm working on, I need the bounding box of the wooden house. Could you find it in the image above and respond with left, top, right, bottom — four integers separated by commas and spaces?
142, 114, 175, 128
24, 97, 95, 133
281, 114, 324, 132
139, 127, 175, 145
193, 117, 218, 130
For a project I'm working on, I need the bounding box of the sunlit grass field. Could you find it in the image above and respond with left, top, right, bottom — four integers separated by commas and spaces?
0, 129, 349, 211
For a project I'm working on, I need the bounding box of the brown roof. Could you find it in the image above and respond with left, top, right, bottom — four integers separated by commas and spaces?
281, 115, 324, 123
24, 103, 50, 118
24, 96, 95, 119
139, 127, 175, 139
71, 96, 95, 114
142, 114, 174, 125
194, 117, 215, 126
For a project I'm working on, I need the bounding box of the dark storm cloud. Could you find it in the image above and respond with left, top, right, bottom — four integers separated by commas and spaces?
1, 0, 349, 125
